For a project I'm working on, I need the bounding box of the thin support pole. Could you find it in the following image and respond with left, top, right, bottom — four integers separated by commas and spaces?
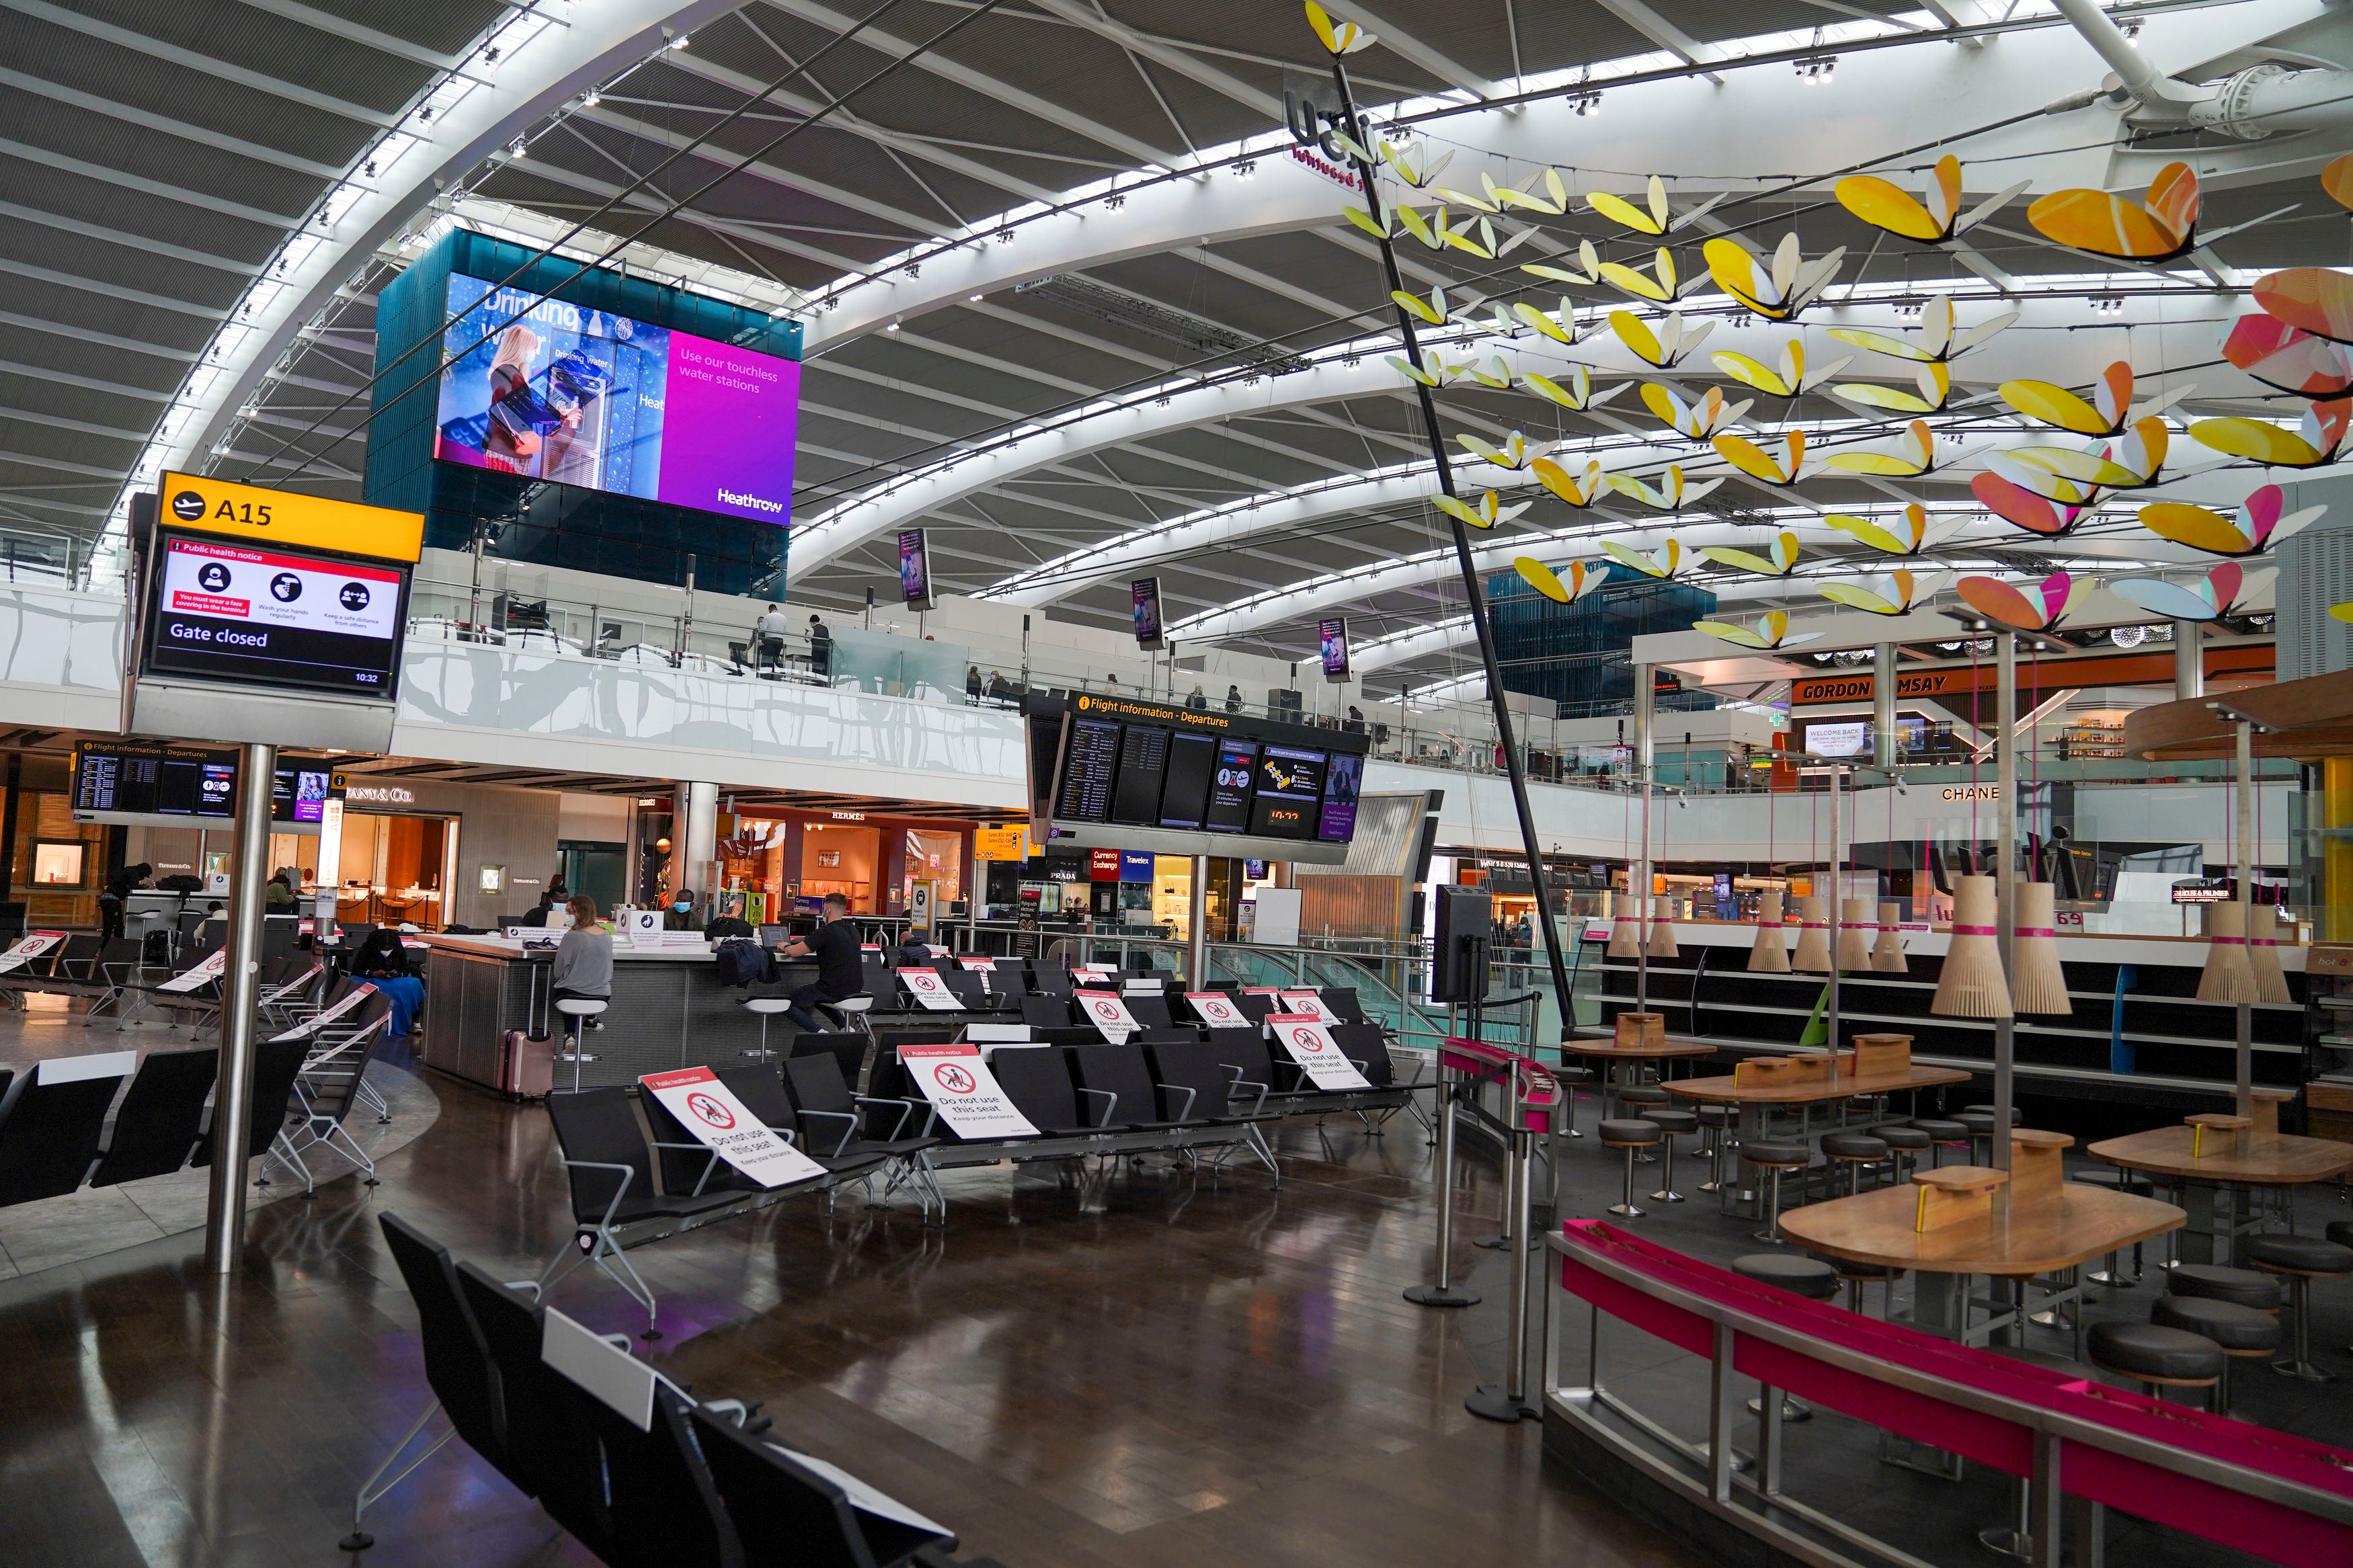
205, 741, 277, 1272
1827, 761, 1842, 1053
1405, 1063, 1480, 1307
1993, 632, 2018, 1172
2235, 718, 2254, 1115
1468, 1071, 1537, 1421
1635, 663, 1652, 1012
1324, 56, 1576, 1048
1186, 854, 1209, 990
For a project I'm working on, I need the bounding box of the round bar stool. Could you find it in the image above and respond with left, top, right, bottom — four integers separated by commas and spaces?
740, 996, 791, 1062
1954, 1106, 2019, 1166
832, 993, 877, 1040
1870, 1123, 1930, 1184
1695, 1104, 1739, 1194
1732, 1255, 1834, 1421
1599, 1120, 1661, 1217
2163, 1264, 2281, 1311
1821, 1131, 1890, 1196
1910, 1118, 1969, 1168
1618, 1085, 1669, 1159
1823, 1256, 1901, 1317
2152, 1296, 2279, 1413
1644, 1108, 1698, 1204
1980, 1346, 2083, 1559
553, 997, 606, 1091
2071, 1169, 2157, 1284
1741, 1140, 1812, 1245
2245, 1234, 2353, 1382
2088, 1321, 2225, 1406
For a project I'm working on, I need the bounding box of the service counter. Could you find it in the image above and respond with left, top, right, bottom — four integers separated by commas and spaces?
413, 933, 815, 1089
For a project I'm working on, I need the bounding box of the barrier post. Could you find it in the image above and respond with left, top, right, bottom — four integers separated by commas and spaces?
1404, 1056, 1480, 1308
1467, 1065, 1538, 1421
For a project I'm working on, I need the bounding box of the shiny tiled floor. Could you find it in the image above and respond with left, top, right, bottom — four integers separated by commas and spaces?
0, 1051, 1691, 1568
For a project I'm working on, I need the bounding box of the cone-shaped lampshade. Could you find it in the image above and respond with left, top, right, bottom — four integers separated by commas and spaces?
1749, 889, 1790, 973
1837, 897, 1873, 971
1607, 891, 1641, 958
1790, 893, 1833, 973
1931, 874, 2013, 1018
2196, 900, 2259, 1003
2248, 903, 2292, 1005
1870, 901, 1907, 973
1645, 894, 1680, 957
2011, 881, 2071, 1016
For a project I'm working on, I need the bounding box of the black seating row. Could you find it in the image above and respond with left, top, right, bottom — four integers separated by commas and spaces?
357, 1212, 1003, 1568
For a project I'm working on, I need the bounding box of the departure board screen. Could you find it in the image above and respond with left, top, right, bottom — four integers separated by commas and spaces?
1203, 741, 1259, 834
1157, 731, 1218, 829
1248, 745, 1326, 839
1108, 725, 1170, 826
1056, 718, 1121, 823
75, 743, 342, 826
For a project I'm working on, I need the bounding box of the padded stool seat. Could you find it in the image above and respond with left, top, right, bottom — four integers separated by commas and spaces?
1618, 1085, 1670, 1107
1643, 1109, 1698, 1134
1911, 1118, 1967, 1140
2088, 1322, 2225, 1385
1598, 1119, 1661, 1145
1732, 1253, 1838, 1299
1872, 1124, 1931, 1151
1642, 1108, 1698, 1204
553, 998, 606, 1016
742, 998, 793, 1014
1962, 1104, 2024, 1123
1696, 1104, 1739, 1127
2245, 1235, 2353, 1275
2329, 1219, 2353, 1249
1821, 1132, 1888, 1159
1953, 1110, 1995, 1134
2153, 1296, 2281, 1355
1741, 1139, 1811, 1167
2167, 1264, 2282, 1310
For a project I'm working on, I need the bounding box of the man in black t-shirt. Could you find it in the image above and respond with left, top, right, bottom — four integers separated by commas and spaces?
780, 892, 863, 1030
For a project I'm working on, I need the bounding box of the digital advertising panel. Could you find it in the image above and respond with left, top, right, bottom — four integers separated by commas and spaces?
143, 534, 407, 698
430, 274, 800, 526
1131, 577, 1164, 650
898, 528, 934, 610
1318, 617, 1349, 682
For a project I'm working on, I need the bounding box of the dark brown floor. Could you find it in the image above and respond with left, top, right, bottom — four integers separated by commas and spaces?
0, 1048, 1694, 1568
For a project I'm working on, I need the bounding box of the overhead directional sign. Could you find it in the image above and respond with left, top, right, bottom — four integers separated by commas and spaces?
159, 470, 424, 563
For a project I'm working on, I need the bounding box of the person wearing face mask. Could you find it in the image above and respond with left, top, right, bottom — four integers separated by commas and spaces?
662, 889, 705, 932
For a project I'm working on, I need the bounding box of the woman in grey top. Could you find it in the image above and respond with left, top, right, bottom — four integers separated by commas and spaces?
551, 895, 614, 1020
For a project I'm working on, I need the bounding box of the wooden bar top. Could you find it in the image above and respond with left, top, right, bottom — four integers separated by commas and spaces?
1665, 1063, 1970, 1105
1778, 1182, 2184, 1276
2087, 1125, 2353, 1186
1563, 1036, 1719, 1060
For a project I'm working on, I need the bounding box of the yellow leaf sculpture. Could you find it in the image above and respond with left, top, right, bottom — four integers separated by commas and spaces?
2324, 152, 2353, 213
1611, 310, 1712, 369
1641, 382, 1752, 441
1605, 465, 1722, 511
1828, 296, 2016, 364
1825, 503, 1960, 556
1712, 430, 1810, 487
1523, 366, 1628, 413
1827, 420, 1940, 478
1699, 531, 1802, 577
1834, 155, 2027, 243
1713, 339, 1849, 400
1599, 249, 1683, 304
1997, 361, 2187, 436
1693, 610, 1820, 650
2139, 483, 2325, 557
1305, 1, 1378, 55
2252, 268, 2353, 345
1514, 556, 1605, 603
2189, 398, 2352, 468
1819, 569, 1942, 616
1433, 490, 1531, 530
1531, 456, 1607, 506
2027, 161, 2200, 261
1601, 538, 1687, 578
1704, 234, 1845, 321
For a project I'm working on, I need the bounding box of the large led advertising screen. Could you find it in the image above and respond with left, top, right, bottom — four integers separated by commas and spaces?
430, 274, 800, 526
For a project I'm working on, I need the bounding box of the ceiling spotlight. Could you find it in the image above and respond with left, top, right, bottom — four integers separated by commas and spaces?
2088, 293, 2126, 315
969, 293, 983, 302
1571, 91, 1602, 117
584, 89, 602, 107
886, 319, 900, 331
1104, 192, 1126, 210
1794, 54, 1837, 84
510, 138, 527, 159
1892, 298, 1924, 320
1234, 159, 1257, 179
2122, 18, 2143, 41
670, 31, 690, 48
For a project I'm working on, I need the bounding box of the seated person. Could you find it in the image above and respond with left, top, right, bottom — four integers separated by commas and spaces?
348, 928, 426, 1038
551, 895, 612, 1031
264, 870, 298, 911
662, 889, 704, 932
777, 892, 861, 1032
516, 889, 559, 928
895, 930, 936, 968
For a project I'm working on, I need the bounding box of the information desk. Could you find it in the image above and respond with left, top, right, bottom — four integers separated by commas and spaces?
414, 933, 816, 1089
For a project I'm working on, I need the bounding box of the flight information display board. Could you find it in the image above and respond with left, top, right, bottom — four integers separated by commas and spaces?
1033, 692, 1372, 860
1109, 725, 1170, 826
1248, 745, 1326, 839
142, 532, 409, 698
73, 743, 335, 827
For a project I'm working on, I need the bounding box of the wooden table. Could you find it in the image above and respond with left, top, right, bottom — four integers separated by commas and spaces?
1563, 1036, 1718, 1118
1779, 1181, 2185, 1346
2088, 1125, 2353, 1266
1665, 1063, 1971, 1216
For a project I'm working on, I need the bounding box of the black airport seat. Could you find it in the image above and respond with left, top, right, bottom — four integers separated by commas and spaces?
89, 1047, 216, 1186
1019, 994, 1074, 1030
783, 1054, 936, 1166
1318, 987, 1369, 1025
1070, 1043, 1205, 1130
787, 1031, 868, 1092
0, 1054, 136, 1206
453, 1262, 614, 1557
992, 1046, 1123, 1135
686, 1403, 961, 1568
1144, 1040, 1246, 1123
1122, 994, 1175, 1030
191, 1035, 312, 1175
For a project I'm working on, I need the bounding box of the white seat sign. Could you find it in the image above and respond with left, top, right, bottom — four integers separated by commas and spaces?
1269, 1014, 1371, 1090
1185, 991, 1247, 1029
157, 949, 229, 992
900, 1043, 1039, 1138
1279, 990, 1339, 1024
639, 1067, 826, 1188
0, 931, 65, 973
897, 967, 961, 1011
1074, 989, 1138, 1042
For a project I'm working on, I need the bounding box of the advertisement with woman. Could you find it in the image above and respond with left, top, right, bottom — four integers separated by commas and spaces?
431, 274, 799, 526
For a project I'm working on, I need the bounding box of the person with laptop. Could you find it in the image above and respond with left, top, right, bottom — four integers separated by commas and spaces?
777, 891, 862, 1032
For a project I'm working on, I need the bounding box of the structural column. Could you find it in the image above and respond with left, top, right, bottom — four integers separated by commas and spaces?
1633, 663, 1654, 1011
205, 741, 276, 1274
1993, 635, 2017, 1173
2174, 621, 2203, 701
670, 781, 719, 909
1187, 854, 1209, 989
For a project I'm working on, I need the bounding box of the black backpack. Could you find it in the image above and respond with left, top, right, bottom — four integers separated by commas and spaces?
713, 938, 772, 987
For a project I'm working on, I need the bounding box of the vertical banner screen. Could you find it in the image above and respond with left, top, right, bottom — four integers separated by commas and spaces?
1131, 577, 1164, 651
898, 528, 934, 610
1318, 617, 1350, 682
